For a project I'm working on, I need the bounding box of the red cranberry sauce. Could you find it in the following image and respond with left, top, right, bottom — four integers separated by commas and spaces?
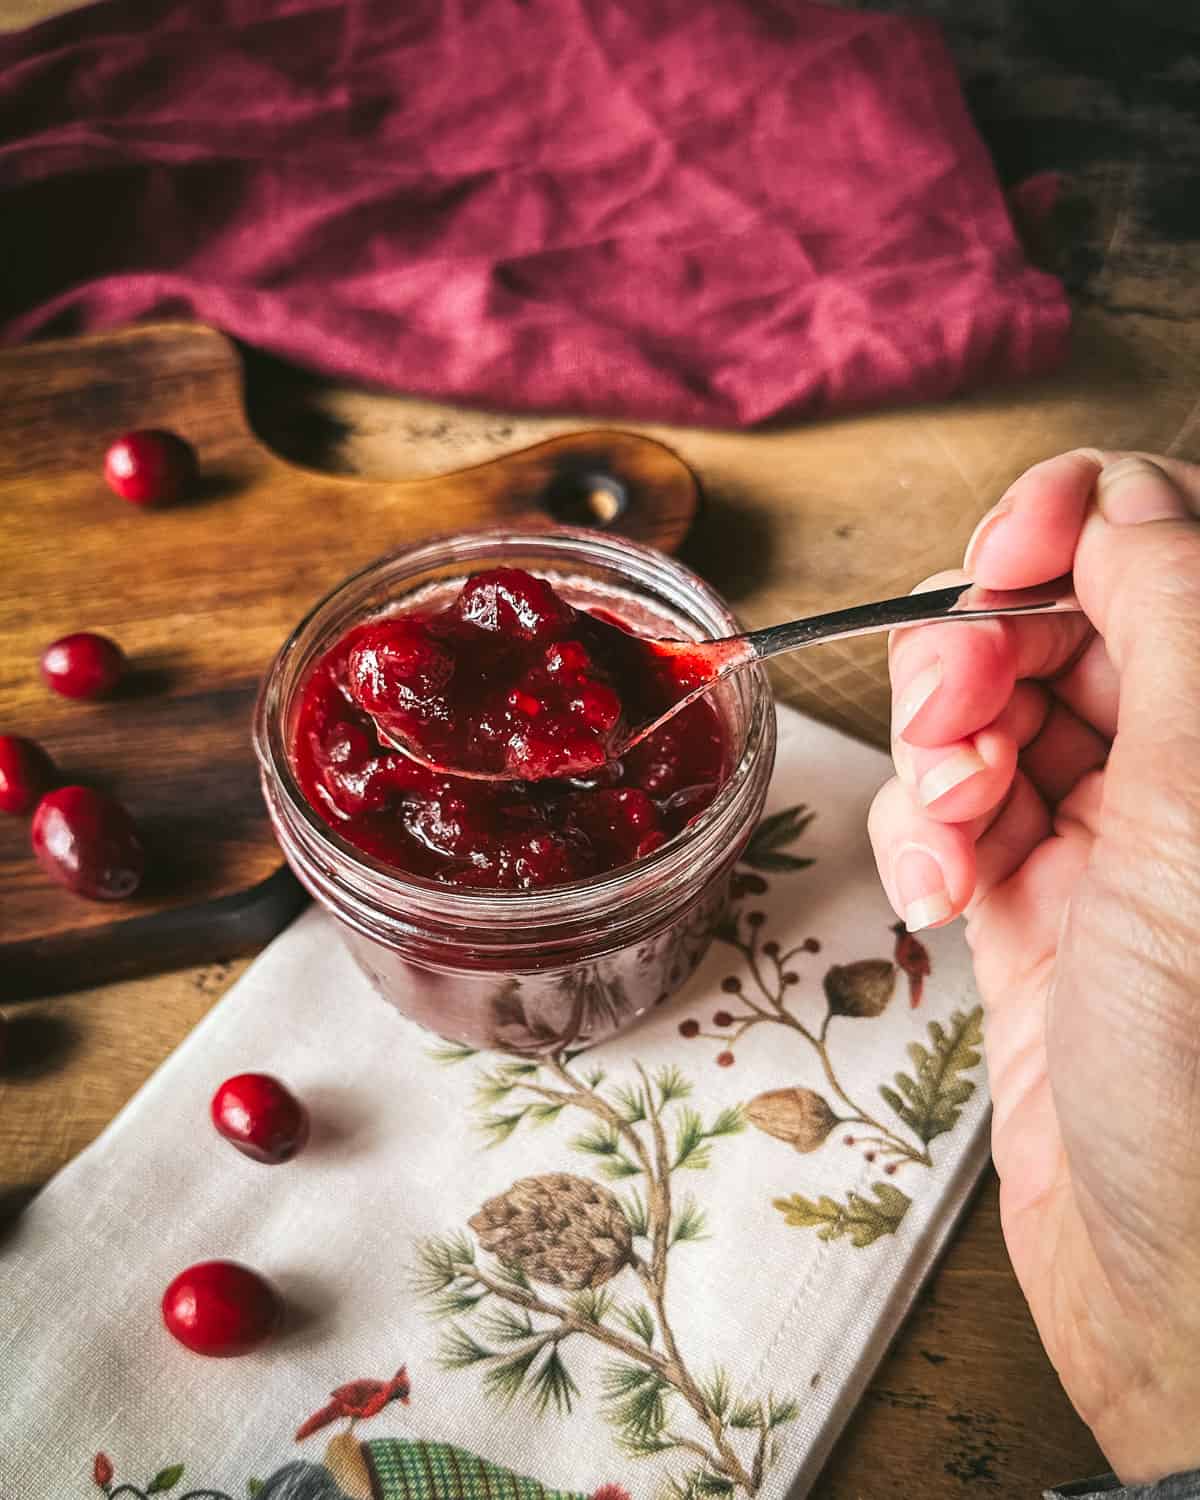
342, 568, 715, 780
289, 570, 729, 890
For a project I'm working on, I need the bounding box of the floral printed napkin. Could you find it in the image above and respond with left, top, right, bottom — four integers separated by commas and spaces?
0, 707, 989, 1500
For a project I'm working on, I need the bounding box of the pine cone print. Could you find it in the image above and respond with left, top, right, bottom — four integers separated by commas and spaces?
823, 959, 896, 1018
746, 1087, 839, 1152
469, 1173, 633, 1289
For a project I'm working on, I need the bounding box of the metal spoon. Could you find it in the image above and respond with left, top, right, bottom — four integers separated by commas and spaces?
377, 575, 1081, 779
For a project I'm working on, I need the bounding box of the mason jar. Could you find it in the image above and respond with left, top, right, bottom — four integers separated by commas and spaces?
253, 527, 775, 1052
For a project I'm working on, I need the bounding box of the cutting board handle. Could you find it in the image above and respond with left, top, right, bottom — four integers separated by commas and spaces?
310, 428, 701, 556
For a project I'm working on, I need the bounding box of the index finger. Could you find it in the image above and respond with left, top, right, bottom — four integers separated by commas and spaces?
893, 450, 1105, 747
964, 449, 1102, 590
891, 607, 1090, 748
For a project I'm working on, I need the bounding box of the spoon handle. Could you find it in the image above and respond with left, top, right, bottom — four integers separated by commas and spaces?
741, 575, 1082, 664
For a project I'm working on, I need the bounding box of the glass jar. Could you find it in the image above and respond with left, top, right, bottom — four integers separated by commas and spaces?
253, 528, 775, 1053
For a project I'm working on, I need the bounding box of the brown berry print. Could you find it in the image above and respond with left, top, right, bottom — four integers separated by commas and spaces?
823, 959, 897, 1018
747, 1087, 839, 1153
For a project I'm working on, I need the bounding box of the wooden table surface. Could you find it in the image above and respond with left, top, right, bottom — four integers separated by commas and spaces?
5, 1, 1200, 1494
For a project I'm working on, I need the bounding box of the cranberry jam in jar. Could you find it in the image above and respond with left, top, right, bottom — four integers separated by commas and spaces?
254, 529, 775, 1052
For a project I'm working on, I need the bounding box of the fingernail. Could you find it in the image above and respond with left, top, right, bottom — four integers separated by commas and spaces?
963, 496, 1013, 575
1096, 456, 1188, 525
894, 844, 953, 933
894, 661, 941, 735
918, 746, 986, 807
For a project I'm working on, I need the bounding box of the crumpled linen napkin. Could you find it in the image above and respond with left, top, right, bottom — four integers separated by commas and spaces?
0, 706, 990, 1500
0, 0, 1068, 427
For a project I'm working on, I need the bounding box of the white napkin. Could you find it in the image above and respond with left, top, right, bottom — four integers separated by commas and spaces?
0, 706, 989, 1500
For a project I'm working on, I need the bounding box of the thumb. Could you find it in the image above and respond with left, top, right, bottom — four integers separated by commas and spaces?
1074, 454, 1200, 749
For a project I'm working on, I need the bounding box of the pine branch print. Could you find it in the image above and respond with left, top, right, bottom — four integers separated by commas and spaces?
415, 1051, 795, 1496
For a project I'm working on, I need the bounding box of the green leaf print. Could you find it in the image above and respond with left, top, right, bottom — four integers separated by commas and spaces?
773, 1182, 912, 1247
741, 805, 816, 872
145, 1466, 185, 1495
879, 1006, 984, 1144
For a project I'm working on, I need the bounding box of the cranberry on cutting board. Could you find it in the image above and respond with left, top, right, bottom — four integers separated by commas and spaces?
40, 632, 125, 700
0, 735, 56, 815
211, 1073, 310, 1164
161, 1260, 282, 1357
104, 429, 197, 506
31, 786, 144, 900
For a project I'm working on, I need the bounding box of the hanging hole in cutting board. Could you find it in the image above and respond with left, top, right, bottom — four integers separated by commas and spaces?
541, 470, 629, 528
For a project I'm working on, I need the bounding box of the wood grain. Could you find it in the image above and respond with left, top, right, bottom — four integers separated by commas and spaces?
0, 324, 698, 996
0, 0, 69, 26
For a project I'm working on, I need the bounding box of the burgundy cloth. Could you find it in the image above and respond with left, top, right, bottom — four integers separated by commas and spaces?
0, 0, 1069, 428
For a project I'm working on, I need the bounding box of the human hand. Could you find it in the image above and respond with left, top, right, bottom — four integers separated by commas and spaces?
869, 450, 1200, 1483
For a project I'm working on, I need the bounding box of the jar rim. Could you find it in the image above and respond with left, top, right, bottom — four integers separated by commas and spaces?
253, 525, 773, 924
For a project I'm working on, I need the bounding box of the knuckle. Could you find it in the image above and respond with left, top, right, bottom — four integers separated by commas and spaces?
1102, 453, 1168, 488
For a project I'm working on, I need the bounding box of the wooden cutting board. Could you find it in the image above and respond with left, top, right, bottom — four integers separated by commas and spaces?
0, 323, 700, 998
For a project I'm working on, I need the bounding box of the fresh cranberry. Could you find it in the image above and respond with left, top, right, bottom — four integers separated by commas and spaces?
211, 1073, 310, 1164
161, 1260, 281, 1357
715, 1050, 735, 1067
678, 1019, 700, 1038
0, 735, 56, 814
104, 429, 197, 506
31, 786, 144, 900
40, 632, 125, 700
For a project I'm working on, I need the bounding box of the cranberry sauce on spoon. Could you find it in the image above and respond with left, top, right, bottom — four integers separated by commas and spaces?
343, 567, 717, 779
289, 567, 730, 891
